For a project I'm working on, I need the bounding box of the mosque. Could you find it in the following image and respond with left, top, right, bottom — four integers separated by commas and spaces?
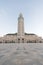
0, 13, 43, 43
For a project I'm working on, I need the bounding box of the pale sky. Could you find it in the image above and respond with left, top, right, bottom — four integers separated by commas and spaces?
0, 0, 43, 38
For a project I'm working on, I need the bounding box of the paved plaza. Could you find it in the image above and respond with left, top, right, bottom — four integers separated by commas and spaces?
0, 43, 43, 65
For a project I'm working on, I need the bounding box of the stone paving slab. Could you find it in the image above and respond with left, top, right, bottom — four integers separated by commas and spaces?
0, 43, 43, 65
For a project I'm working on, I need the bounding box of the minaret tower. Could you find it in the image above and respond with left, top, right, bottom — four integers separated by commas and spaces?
17, 13, 24, 43
18, 13, 24, 36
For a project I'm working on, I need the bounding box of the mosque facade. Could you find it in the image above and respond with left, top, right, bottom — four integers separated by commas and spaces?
0, 13, 43, 43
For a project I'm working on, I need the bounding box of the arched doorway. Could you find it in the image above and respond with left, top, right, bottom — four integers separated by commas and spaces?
18, 39, 20, 43
22, 38, 24, 43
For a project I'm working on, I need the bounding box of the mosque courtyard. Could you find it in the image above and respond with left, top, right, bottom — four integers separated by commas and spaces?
0, 43, 43, 65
